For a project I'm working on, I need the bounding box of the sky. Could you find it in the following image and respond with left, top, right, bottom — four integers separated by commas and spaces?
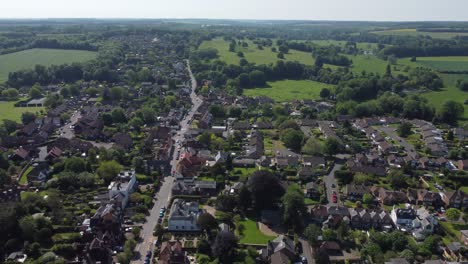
0, 0, 467, 21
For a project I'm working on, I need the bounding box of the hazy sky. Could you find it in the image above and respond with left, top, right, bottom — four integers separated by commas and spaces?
0, 0, 467, 21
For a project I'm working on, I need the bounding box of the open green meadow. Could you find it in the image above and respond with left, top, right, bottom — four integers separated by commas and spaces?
0, 48, 97, 82
420, 74, 468, 119
346, 54, 414, 75
199, 38, 316, 65
371, 28, 468, 39
243, 79, 335, 102
0, 100, 45, 122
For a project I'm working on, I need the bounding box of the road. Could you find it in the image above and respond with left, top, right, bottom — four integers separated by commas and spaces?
59, 111, 81, 139
132, 60, 201, 263
323, 154, 350, 205
376, 125, 417, 158
299, 238, 315, 264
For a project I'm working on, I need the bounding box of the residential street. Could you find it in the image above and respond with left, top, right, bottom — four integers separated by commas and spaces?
324, 154, 350, 205
376, 125, 417, 158
132, 60, 201, 263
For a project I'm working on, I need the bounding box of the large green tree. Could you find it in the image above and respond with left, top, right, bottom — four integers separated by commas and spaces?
282, 184, 307, 232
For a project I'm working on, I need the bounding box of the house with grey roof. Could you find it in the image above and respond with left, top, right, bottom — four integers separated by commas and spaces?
168, 199, 201, 232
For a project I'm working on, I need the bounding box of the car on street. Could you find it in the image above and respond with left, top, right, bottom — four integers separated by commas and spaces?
331, 183, 336, 188
332, 192, 337, 203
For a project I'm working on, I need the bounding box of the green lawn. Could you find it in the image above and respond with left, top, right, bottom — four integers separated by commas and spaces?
0, 48, 97, 83
243, 79, 335, 102
19, 165, 33, 185
237, 218, 275, 245
371, 28, 468, 39
199, 38, 316, 66
0, 100, 45, 122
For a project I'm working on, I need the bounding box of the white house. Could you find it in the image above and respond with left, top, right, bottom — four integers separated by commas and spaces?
108, 170, 137, 209
168, 199, 201, 232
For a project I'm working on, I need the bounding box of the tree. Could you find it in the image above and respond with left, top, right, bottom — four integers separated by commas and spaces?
437, 100, 464, 125
362, 193, 374, 204
315, 249, 330, 264
197, 213, 218, 233
280, 128, 304, 152
237, 186, 252, 212
387, 170, 407, 188
302, 136, 323, 155
132, 156, 145, 174
277, 52, 284, 59
3, 119, 18, 134
278, 45, 289, 54
397, 122, 412, 137
0, 168, 9, 188
64, 157, 87, 173
304, 224, 322, 246
282, 184, 307, 232
238, 73, 250, 88
320, 88, 331, 99
129, 117, 143, 131
337, 221, 350, 240
446, 208, 461, 221
237, 51, 244, 57
21, 112, 36, 125
248, 70, 266, 87
247, 170, 284, 210
212, 231, 238, 263
111, 108, 127, 123
97, 160, 123, 184
216, 194, 237, 212
323, 137, 342, 156
29, 85, 42, 99
1, 88, 19, 100
197, 239, 212, 255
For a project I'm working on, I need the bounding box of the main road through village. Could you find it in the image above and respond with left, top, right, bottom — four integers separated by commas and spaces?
132, 60, 202, 263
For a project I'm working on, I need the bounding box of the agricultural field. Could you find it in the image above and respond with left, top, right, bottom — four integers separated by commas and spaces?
408, 56, 468, 72
0, 100, 45, 122
0, 48, 97, 82
371, 28, 468, 39
345, 54, 414, 75
243, 79, 335, 102
199, 38, 316, 65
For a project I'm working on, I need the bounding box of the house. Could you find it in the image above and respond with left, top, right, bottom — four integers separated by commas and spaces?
460, 230, 468, 246
12, 147, 30, 161
348, 208, 393, 230
108, 170, 137, 208
412, 207, 438, 241
458, 160, 468, 171
172, 180, 217, 196
168, 199, 201, 232
176, 152, 205, 178
158, 241, 189, 264
46, 146, 62, 161
443, 190, 468, 209
310, 205, 329, 223
305, 182, 320, 199
261, 235, 297, 264
345, 184, 370, 201
302, 156, 325, 168
376, 188, 408, 205
391, 207, 416, 229
319, 241, 341, 256
7, 252, 27, 263
416, 189, 443, 207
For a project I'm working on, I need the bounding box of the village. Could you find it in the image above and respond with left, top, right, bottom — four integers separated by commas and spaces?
1, 25, 468, 264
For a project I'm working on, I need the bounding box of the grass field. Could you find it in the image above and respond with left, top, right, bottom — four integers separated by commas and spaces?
199, 38, 316, 66
238, 218, 275, 245
371, 28, 468, 39
0, 48, 97, 82
0, 100, 45, 122
408, 56, 468, 72
243, 79, 335, 102
420, 74, 468, 119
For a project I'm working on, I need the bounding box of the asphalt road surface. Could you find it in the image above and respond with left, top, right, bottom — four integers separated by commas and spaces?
132, 60, 201, 263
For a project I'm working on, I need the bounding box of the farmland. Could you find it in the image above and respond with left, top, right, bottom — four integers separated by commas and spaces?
0, 48, 97, 82
409, 56, 468, 72
199, 38, 316, 66
243, 79, 335, 102
371, 28, 468, 39
0, 100, 45, 122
